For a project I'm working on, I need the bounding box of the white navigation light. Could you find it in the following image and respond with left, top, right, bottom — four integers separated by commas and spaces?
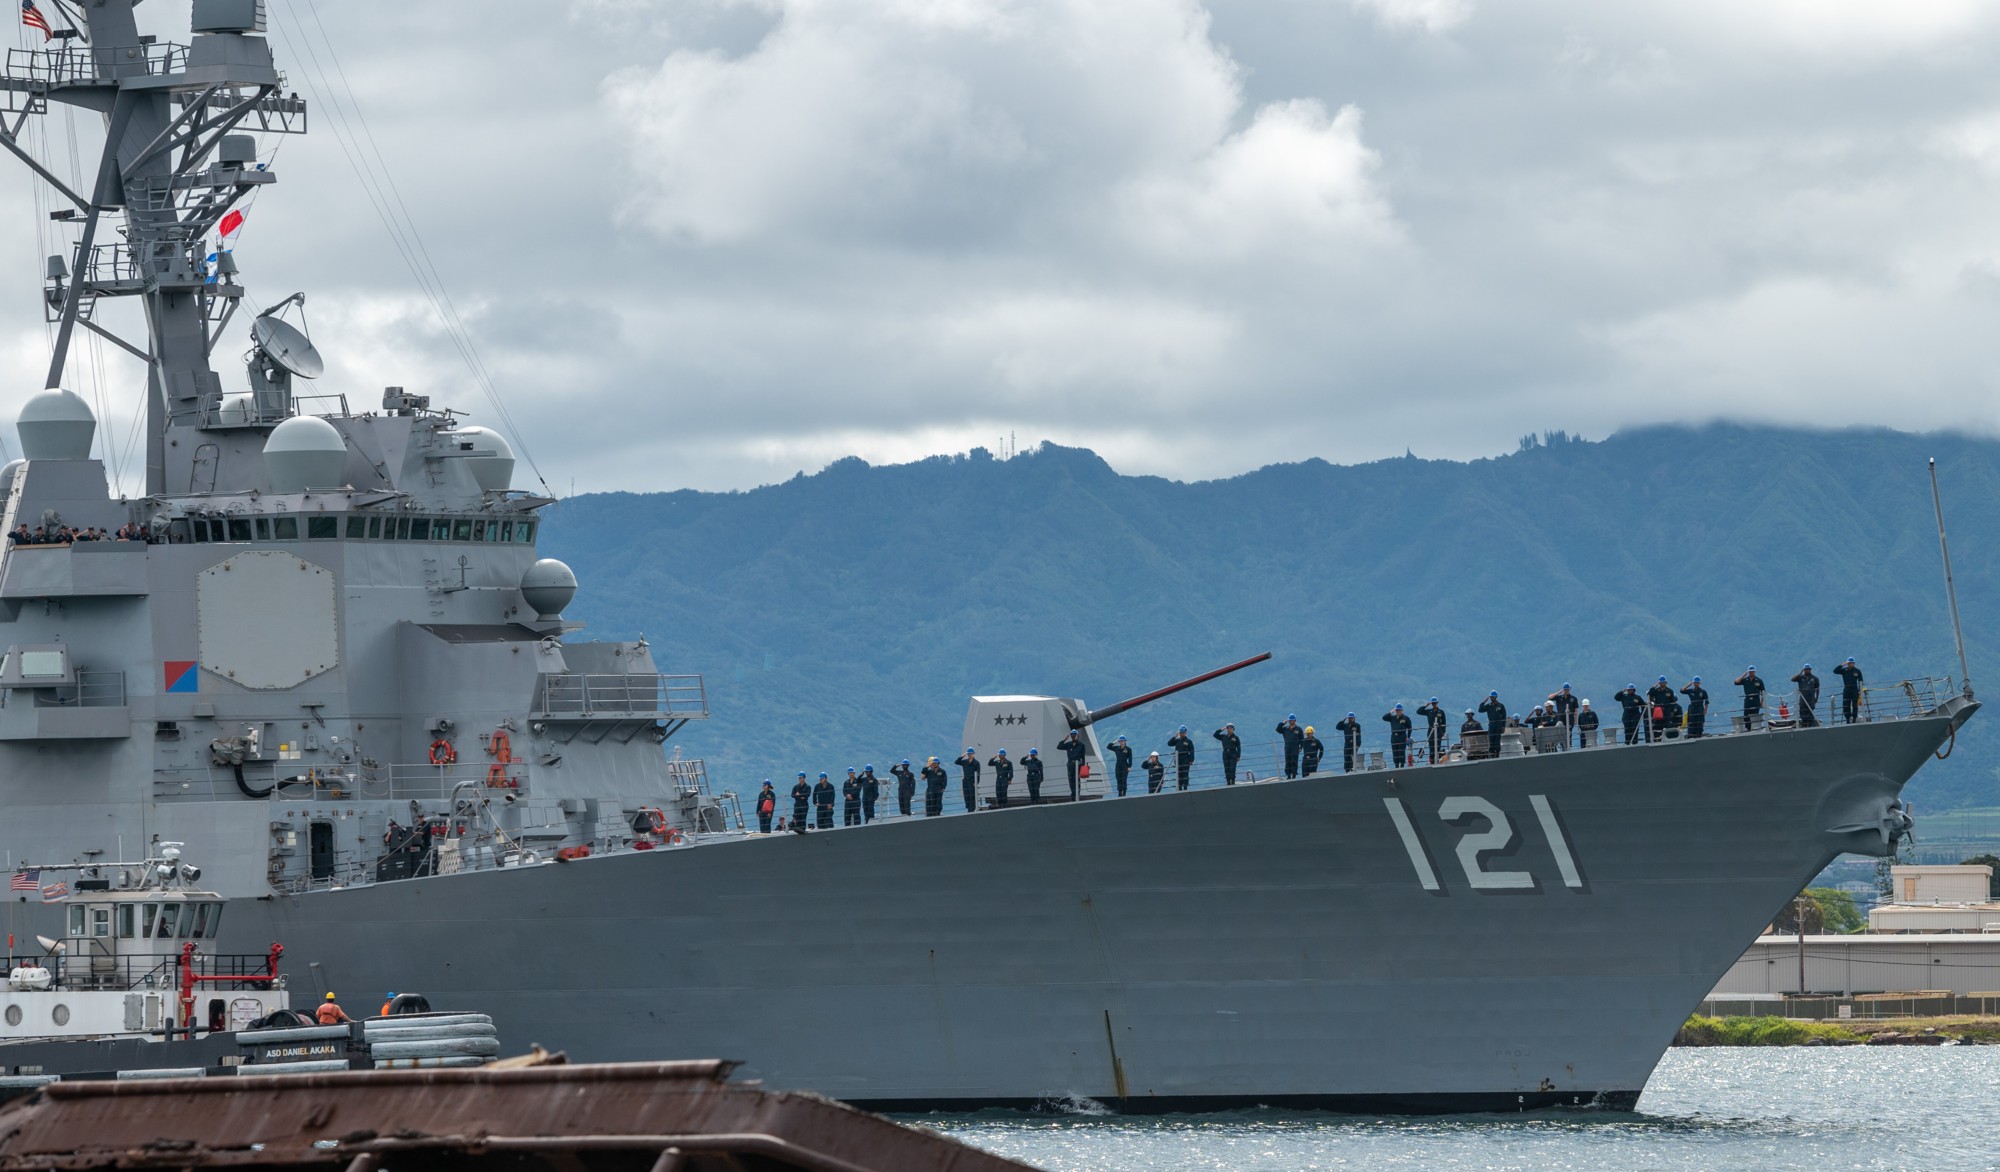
16, 387, 95, 460
520, 558, 577, 621
263, 415, 347, 492
450, 426, 516, 492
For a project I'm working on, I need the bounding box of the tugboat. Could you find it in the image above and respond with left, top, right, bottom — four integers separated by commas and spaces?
0, 846, 289, 1088
0, 845, 501, 1095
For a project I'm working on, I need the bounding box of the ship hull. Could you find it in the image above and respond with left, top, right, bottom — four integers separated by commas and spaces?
214, 708, 1965, 1112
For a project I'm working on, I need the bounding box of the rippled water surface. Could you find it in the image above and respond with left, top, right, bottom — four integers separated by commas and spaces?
921, 1048, 2000, 1171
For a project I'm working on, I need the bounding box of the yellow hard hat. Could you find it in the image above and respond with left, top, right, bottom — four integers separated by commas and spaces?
1305, 725, 1314, 735
324, 992, 336, 1000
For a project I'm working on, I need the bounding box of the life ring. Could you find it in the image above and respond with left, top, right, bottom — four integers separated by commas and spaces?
429, 739, 456, 766
641, 807, 666, 834
661, 827, 685, 846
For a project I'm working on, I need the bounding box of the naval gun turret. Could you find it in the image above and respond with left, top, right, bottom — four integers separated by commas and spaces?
958, 653, 1272, 799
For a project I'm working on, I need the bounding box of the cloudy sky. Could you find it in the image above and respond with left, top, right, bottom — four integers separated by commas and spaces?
2, 0, 1998, 494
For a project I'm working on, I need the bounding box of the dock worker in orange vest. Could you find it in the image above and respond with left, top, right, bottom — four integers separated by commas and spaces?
317, 992, 353, 1025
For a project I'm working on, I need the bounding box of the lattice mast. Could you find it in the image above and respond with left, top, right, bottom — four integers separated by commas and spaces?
0, 0, 306, 495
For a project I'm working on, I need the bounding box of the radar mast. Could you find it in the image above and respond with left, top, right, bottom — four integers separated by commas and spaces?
0, 0, 308, 494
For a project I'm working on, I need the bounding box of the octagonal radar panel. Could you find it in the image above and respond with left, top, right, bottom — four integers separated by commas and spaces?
251, 315, 324, 380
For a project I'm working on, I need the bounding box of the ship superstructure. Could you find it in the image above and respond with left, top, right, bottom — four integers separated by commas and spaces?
0, 0, 1977, 1114
0, 0, 717, 900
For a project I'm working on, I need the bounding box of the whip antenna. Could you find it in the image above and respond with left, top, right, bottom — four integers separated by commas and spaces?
1929, 458, 1973, 699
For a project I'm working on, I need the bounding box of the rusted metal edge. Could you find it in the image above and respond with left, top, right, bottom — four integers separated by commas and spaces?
4, 1133, 889, 1172
30, 1059, 741, 1100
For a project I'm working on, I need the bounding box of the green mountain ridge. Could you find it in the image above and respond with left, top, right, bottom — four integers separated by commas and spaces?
539, 423, 1999, 811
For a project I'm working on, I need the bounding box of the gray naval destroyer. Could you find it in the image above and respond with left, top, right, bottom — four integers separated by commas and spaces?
0, 0, 1978, 1114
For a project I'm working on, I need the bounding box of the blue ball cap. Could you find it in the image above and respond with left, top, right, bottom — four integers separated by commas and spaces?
997, 748, 1007, 754
1489, 690, 1498, 697
965, 747, 974, 753
865, 763, 874, 770
1028, 748, 1038, 755
1846, 656, 1855, 663
1748, 665, 1756, 671
818, 772, 827, 778
1693, 676, 1701, 683
1394, 704, 1404, 711
901, 758, 910, 764
1116, 735, 1126, 742
797, 771, 807, 777
1803, 663, 1811, 670
1658, 675, 1667, 682
1430, 696, 1439, 702
1179, 725, 1188, 732
1347, 711, 1356, 718
1288, 713, 1297, 720
1562, 682, 1571, 688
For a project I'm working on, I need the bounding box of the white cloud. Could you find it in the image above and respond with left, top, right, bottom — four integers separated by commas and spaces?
2, 0, 2000, 494
1118, 101, 1399, 261
1350, 0, 1471, 35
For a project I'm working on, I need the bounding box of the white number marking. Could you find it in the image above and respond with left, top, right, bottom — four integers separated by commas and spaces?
1437, 796, 1535, 890
1383, 797, 1439, 891
1529, 794, 1583, 889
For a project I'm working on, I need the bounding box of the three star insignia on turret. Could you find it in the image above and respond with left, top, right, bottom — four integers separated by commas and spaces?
991, 713, 1029, 726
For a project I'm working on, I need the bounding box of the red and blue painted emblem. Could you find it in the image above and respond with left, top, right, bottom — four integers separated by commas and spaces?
163, 661, 199, 694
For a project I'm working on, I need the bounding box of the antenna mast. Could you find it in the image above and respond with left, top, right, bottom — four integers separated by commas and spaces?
0, 0, 309, 496
1929, 458, 1973, 699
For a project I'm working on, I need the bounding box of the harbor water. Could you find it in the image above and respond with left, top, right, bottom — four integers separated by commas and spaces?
929, 1047, 2000, 1171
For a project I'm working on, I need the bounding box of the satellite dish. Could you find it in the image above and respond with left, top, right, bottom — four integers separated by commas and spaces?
251, 315, 324, 380
34, 936, 59, 954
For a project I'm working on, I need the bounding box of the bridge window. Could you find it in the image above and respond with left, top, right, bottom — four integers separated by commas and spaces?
516, 521, 535, 543
472, 520, 486, 541
66, 905, 84, 936
409, 518, 430, 540
272, 516, 298, 540
306, 517, 337, 540
452, 519, 472, 541
227, 518, 252, 542
140, 903, 157, 938
90, 906, 109, 937
155, 903, 179, 939
117, 905, 134, 938
189, 903, 211, 939
345, 517, 365, 539
253, 517, 270, 541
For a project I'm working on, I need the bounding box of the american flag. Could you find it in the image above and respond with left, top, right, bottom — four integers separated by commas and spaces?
8, 870, 36, 893
19, 1, 50, 41
38, 882, 66, 903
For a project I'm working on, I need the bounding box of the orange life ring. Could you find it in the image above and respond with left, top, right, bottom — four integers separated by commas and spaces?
642, 807, 666, 834
661, 827, 685, 846
429, 739, 456, 766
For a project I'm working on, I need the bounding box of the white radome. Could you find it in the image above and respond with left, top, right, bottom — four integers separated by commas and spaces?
263, 414, 347, 492
16, 387, 95, 460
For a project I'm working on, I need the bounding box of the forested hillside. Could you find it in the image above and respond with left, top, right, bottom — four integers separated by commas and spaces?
539, 424, 2000, 810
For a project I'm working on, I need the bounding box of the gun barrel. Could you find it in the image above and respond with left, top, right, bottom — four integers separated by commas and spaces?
1076, 652, 1273, 728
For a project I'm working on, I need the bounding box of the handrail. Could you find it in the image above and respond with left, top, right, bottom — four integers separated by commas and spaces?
533, 672, 709, 719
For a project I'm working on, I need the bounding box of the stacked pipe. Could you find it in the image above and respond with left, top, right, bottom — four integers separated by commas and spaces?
363, 1012, 500, 1069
